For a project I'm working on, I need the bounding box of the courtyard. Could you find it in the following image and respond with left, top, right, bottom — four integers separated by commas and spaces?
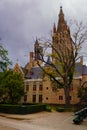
0, 111, 87, 130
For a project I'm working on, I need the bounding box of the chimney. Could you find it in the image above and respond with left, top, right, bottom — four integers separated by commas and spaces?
80, 56, 83, 64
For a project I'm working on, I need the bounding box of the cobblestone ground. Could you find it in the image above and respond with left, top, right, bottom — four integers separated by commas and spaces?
0, 111, 87, 130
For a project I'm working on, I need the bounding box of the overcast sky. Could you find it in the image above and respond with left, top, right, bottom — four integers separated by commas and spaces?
0, 0, 87, 67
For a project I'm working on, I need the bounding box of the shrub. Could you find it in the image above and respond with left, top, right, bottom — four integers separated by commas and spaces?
45, 105, 52, 112
56, 107, 65, 112
56, 106, 74, 112
0, 104, 46, 114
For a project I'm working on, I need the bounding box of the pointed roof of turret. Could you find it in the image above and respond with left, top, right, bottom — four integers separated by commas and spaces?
47, 56, 51, 64
35, 37, 39, 44
44, 56, 52, 67
59, 6, 64, 15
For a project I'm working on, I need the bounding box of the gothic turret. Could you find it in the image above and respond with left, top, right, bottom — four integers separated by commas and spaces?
34, 38, 43, 60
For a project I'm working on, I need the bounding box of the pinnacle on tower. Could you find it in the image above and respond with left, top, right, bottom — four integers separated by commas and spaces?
53, 23, 56, 33
47, 56, 51, 65
35, 37, 39, 44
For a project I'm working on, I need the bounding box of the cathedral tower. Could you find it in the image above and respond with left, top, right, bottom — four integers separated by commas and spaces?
52, 6, 73, 63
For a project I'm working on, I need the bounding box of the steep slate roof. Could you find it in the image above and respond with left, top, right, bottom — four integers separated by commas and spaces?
82, 65, 87, 75
74, 63, 87, 77
25, 62, 87, 79
25, 67, 43, 79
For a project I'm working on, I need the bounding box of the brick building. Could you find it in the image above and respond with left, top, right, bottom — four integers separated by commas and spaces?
14, 7, 87, 105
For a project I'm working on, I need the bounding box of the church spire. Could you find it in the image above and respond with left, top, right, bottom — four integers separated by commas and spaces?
57, 6, 67, 32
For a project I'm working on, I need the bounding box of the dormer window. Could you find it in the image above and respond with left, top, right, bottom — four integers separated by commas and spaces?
30, 70, 33, 75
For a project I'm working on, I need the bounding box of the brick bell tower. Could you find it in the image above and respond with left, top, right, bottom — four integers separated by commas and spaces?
52, 6, 73, 63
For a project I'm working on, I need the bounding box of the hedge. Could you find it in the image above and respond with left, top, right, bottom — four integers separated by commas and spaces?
56, 107, 73, 112
0, 104, 46, 114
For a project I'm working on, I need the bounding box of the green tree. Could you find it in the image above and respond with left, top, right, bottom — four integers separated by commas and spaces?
0, 45, 11, 71
0, 70, 24, 104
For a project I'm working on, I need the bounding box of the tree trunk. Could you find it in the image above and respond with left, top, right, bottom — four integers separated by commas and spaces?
64, 86, 70, 108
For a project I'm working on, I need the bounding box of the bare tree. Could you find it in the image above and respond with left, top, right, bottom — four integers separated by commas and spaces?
37, 21, 87, 107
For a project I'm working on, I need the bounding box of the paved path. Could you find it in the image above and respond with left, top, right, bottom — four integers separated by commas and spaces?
0, 125, 17, 130
0, 111, 87, 130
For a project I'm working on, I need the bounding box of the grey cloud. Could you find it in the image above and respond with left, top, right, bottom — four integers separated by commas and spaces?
0, 0, 87, 67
